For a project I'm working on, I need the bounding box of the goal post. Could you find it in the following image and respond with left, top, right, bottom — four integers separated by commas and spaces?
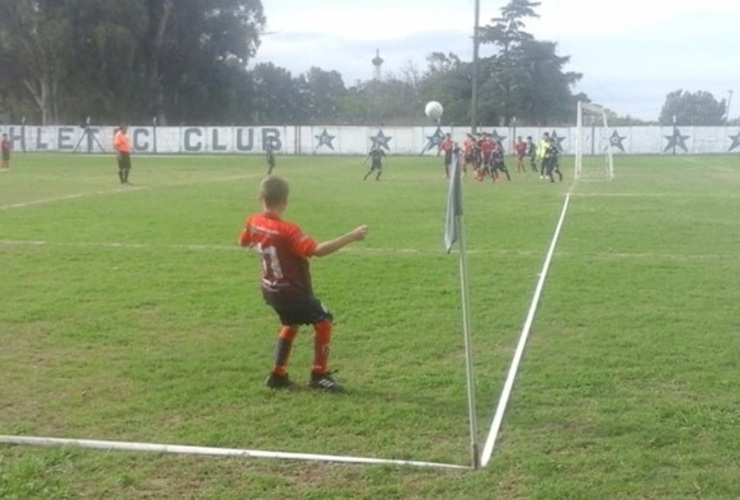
575, 101, 615, 181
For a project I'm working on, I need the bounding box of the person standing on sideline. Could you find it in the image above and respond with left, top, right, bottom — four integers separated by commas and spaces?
265, 141, 276, 175
526, 136, 538, 173
363, 146, 386, 181
438, 133, 454, 179
1, 133, 10, 172
113, 125, 132, 184
513, 136, 527, 173
239, 176, 369, 392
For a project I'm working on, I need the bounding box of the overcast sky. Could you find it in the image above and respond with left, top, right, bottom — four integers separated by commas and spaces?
251, 0, 738, 121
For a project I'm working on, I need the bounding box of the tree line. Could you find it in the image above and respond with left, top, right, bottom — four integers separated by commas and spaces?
0, 0, 732, 127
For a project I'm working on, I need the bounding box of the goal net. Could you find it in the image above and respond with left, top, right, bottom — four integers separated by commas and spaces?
574, 101, 615, 181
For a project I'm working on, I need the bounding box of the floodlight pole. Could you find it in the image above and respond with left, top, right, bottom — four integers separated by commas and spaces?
726, 90, 733, 125
21, 116, 26, 153
471, 0, 481, 135
152, 116, 158, 154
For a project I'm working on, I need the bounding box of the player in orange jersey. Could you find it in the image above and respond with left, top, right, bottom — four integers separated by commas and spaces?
462, 133, 476, 175
513, 136, 527, 172
113, 124, 132, 184
438, 133, 454, 179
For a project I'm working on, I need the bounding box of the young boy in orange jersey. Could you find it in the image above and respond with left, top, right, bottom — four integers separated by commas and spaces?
513, 136, 527, 172
239, 176, 369, 392
438, 133, 454, 179
113, 124, 132, 184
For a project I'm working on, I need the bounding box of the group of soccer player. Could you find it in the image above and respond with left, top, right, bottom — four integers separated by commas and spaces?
437, 131, 563, 183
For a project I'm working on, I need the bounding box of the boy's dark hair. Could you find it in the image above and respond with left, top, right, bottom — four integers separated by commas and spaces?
260, 176, 289, 208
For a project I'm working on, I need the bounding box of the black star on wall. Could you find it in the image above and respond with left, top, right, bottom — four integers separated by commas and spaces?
488, 130, 507, 144
664, 128, 690, 153
728, 131, 740, 152
550, 130, 566, 151
315, 128, 336, 150
610, 130, 627, 152
422, 126, 445, 154
370, 129, 393, 151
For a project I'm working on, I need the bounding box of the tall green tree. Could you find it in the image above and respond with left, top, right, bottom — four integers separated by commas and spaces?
474, 0, 581, 126
144, 0, 265, 124
659, 90, 727, 126
250, 62, 298, 124
0, 0, 77, 124
296, 67, 347, 124
478, 0, 540, 125
0, 0, 264, 124
418, 52, 472, 125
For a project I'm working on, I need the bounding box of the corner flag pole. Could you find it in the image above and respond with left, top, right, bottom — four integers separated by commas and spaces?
444, 153, 479, 468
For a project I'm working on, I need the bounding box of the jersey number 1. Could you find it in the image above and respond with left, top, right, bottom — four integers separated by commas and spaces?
259, 245, 284, 279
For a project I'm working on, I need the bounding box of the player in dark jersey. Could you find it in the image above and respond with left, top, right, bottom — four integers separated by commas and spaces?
363, 146, 386, 181
490, 140, 512, 181
265, 142, 276, 175
543, 137, 563, 183
239, 176, 369, 392
526, 136, 538, 173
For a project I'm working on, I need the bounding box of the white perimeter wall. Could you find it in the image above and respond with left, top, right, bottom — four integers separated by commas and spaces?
2, 124, 740, 155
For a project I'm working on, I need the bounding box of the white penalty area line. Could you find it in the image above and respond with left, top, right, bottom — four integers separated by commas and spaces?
480, 192, 572, 468
0, 239, 546, 257
0, 435, 468, 470
0, 174, 260, 211
0, 187, 144, 211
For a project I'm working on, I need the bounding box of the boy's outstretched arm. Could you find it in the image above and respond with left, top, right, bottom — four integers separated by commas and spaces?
313, 225, 369, 257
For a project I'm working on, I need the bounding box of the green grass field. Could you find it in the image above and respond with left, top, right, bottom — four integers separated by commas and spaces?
1, 152, 738, 498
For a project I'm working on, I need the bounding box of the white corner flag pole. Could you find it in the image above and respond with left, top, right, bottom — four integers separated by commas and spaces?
444, 153, 479, 469
458, 199, 479, 469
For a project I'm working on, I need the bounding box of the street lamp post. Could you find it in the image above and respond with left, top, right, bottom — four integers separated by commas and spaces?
726, 90, 734, 125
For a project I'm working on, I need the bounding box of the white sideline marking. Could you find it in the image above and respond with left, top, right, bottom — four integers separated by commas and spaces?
0, 435, 468, 470
480, 193, 572, 468
571, 192, 740, 199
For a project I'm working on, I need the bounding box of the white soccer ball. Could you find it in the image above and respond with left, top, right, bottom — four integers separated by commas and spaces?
425, 101, 444, 121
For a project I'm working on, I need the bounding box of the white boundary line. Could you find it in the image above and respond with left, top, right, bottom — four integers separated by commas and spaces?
480, 193, 572, 467
0, 435, 468, 470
